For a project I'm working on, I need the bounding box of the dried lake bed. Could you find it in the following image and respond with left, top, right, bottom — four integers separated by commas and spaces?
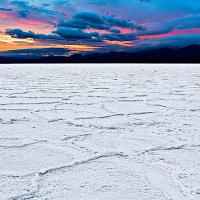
0, 64, 200, 200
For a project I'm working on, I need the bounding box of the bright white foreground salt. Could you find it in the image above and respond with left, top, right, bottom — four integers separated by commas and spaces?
0, 64, 200, 200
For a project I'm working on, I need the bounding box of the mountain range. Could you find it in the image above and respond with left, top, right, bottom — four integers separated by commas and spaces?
0, 45, 199, 63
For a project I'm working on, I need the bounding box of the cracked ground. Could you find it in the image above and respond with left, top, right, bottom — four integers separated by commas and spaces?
0, 64, 200, 200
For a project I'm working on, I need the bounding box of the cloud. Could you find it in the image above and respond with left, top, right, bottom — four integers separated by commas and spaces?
110, 29, 121, 33
104, 16, 144, 30
5, 29, 62, 40
102, 33, 138, 41
5, 27, 102, 42
53, 27, 96, 40
0, 7, 12, 11
138, 14, 200, 37
0, 48, 70, 58
18, 10, 29, 18
12, 0, 55, 16
75, 11, 104, 24
59, 11, 109, 30
59, 18, 109, 30
3, 0, 199, 51
59, 11, 143, 31
6, 24, 138, 44
54, 11, 143, 42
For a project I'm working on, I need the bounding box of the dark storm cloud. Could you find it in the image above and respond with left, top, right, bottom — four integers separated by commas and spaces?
104, 16, 144, 30
55, 11, 142, 42
75, 11, 104, 24
53, 27, 93, 40
58, 11, 144, 31
110, 29, 121, 33
59, 11, 110, 30
6, 26, 138, 43
0, 7, 12, 11
59, 18, 109, 30
18, 10, 29, 18
5, 29, 62, 40
6, 28, 102, 42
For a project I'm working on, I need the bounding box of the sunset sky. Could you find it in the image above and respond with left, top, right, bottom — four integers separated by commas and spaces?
0, 0, 200, 57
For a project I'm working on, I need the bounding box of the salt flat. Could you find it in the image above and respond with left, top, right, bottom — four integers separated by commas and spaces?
0, 64, 200, 200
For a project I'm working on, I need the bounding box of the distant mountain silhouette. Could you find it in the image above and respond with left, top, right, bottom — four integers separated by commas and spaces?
0, 45, 200, 63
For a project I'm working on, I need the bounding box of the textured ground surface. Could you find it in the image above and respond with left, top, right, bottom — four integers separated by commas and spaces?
0, 64, 200, 200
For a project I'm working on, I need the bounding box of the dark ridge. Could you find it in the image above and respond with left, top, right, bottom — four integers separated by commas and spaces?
0, 45, 200, 63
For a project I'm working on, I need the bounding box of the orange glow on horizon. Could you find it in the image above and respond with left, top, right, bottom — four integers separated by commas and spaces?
0, 42, 52, 51
0, 33, 34, 44
57, 44, 99, 51
0, 34, 98, 52
105, 40, 134, 47
0, 30, 97, 52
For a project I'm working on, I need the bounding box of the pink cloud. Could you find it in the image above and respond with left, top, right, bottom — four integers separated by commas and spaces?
0, 12, 16, 19
139, 28, 200, 39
